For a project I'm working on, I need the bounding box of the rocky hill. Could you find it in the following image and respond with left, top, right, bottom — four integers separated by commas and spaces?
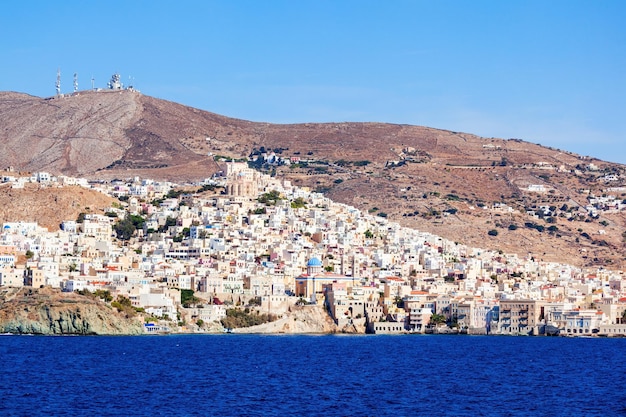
1, 90, 625, 268
0, 287, 144, 335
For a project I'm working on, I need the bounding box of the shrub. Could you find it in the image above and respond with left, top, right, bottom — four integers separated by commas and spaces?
111, 296, 135, 318
290, 197, 307, 209
220, 308, 276, 329
258, 190, 282, 205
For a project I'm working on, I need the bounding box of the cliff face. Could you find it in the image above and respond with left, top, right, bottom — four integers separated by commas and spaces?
0, 287, 144, 335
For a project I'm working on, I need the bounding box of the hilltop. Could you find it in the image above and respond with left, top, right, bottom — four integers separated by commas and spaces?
1, 89, 625, 268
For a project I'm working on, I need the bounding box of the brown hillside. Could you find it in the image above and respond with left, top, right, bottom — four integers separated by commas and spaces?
0, 183, 114, 231
1, 90, 625, 269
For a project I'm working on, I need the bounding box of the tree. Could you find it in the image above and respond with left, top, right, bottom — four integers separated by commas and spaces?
181, 289, 202, 307
25, 250, 34, 259
158, 216, 178, 233
128, 214, 146, 229
114, 217, 136, 241
364, 229, 374, 239
430, 313, 447, 325
488, 229, 498, 236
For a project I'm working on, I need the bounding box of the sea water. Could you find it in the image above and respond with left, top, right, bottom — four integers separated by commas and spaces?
0, 334, 624, 416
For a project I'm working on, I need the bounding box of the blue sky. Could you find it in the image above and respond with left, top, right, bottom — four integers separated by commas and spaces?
2, 1, 625, 164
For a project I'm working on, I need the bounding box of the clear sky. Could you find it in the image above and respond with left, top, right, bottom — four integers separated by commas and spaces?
2, 1, 625, 164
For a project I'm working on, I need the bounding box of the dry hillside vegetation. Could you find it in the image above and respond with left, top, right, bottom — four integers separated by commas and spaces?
1, 90, 625, 268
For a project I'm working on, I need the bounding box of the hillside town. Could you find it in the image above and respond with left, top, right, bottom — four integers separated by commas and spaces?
1, 161, 625, 337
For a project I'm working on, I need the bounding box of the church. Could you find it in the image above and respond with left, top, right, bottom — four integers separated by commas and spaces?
295, 257, 358, 302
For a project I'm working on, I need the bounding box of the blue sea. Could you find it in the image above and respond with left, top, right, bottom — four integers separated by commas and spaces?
0, 334, 624, 416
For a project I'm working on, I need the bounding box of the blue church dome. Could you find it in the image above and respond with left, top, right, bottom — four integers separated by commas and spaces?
307, 257, 323, 267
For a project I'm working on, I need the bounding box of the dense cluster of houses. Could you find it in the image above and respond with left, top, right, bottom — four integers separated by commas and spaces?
1, 162, 625, 336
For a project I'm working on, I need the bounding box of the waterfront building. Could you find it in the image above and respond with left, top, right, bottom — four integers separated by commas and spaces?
563, 310, 605, 335
498, 299, 544, 335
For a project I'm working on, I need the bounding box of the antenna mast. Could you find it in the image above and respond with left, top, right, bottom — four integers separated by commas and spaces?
91, 75, 95, 90
55, 68, 61, 96
73, 73, 78, 93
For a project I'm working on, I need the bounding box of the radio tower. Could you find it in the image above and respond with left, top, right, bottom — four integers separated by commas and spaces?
73, 73, 78, 92
91, 75, 95, 90
55, 68, 61, 96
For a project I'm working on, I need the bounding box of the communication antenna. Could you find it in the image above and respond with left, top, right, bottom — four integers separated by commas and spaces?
73, 73, 78, 92
91, 75, 95, 90
55, 68, 61, 96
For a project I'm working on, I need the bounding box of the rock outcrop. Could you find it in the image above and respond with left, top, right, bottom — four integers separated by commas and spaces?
232, 305, 339, 334
0, 287, 144, 335
339, 318, 367, 334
